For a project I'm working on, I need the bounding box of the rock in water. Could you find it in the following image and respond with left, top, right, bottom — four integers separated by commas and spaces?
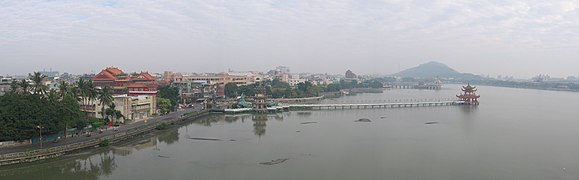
259, 158, 289, 165
188, 137, 222, 141
425, 122, 438, 125
300, 122, 318, 124
355, 118, 372, 122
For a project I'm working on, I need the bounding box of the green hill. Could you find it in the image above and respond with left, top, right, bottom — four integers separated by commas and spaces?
393, 61, 482, 80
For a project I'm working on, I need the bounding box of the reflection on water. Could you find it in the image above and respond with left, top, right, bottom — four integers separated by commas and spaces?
252, 114, 268, 136
193, 113, 285, 137
0, 151, 117, 180
460, 104, 478, 114
295, 111, 312, 117
157, 128, 179, 145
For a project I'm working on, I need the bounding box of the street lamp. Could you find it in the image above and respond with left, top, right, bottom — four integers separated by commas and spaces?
36, 124, 43, 149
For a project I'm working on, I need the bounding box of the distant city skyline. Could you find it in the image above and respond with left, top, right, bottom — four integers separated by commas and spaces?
2, 1, 579, 78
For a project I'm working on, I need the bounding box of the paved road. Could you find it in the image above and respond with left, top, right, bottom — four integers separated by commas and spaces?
0, 107, 200, 155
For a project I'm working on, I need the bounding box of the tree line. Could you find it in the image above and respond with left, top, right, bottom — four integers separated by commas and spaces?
224, 78, 385, 99
224, 79, 323, 99
0, 72, 119, 141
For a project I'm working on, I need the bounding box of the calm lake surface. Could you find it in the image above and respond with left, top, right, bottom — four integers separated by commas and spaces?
3, 84, 579, 180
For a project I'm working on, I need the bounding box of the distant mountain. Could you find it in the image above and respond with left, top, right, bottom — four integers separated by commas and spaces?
393, 61, 482, 80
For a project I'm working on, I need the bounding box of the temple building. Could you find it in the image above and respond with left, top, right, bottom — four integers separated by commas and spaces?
91, 67, 158, 96
457, 84, 480, 105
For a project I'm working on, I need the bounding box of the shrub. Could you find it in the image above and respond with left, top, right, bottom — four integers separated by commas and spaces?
155, 123, 169, 130
99, 139, 110, 147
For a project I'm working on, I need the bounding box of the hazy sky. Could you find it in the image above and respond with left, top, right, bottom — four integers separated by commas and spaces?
2, 0, 579, 78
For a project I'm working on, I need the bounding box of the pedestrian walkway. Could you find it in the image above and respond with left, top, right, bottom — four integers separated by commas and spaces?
0, 108, 198, 155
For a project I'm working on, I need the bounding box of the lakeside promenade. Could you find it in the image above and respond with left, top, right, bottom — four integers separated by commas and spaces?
0, 107, 201, 158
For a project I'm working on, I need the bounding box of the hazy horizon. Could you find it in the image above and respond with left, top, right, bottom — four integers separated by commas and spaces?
2, 1, 579, 78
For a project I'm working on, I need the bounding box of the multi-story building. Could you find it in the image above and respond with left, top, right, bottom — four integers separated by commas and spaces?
170, 71, 264, 99
88, 94, 157, 123
273, 66, 290, 75
278, 73, 306, 87
91, 67, 158, 96
287, 74, 306, 87
172, 79, 206, 104
172, 74, 252, 86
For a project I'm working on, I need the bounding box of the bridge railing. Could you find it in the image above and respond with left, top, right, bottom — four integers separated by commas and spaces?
325, 98, 456, 104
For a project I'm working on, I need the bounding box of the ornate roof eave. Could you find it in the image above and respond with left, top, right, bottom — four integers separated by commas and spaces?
462, 88, 477, 91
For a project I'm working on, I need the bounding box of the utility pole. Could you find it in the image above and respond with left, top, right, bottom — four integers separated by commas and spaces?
37, 123, 43, 149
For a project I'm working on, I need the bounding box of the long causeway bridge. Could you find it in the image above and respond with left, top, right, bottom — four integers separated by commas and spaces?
288, 100, 463, 110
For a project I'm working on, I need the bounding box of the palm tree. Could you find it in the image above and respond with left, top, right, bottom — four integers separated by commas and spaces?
105, 103, 125, 123
20, 79, 29, 94
30, 72, 48, 96
58, 81, 70, 99
9, 80, 19, 94
69, 86, 81, 102
76, 78, 91, 117
46, 89, 59, 102
76, 78, 97, 106
98, 86, 114, 120
76, 78, 87, 104
86, 80, 97, 105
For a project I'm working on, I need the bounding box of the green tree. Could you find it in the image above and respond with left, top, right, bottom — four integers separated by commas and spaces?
97, 86, 114, 119
157, 98, 172, 115
105, 103, 124, 123
158, 85, 179, 111
271, 78, 290, 88
58, 81, 71, 99
19, 79, 29, 94
77, 79, 97, 107
60, 94, 82, 138
324, 83, 341, 92
224, 83, 238, 98
30, 72, 48, 96
0, 93, 62, 141
9, 80, 19, 94
238, 84, 256, 96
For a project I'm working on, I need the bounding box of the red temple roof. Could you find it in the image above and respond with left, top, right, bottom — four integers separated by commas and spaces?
462, 85, 476, 90
105, 67, 123, 76
140, 72, 156, 81
92, 70, 116, 81
92, 68, 157, 82
461, 83, 477, 93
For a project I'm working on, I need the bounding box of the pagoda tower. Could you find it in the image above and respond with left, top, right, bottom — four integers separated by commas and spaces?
253, 84, 268, 110
456, 83, 480, 105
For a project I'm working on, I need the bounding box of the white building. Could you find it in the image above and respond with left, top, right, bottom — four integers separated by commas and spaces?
87, 94, 157, 123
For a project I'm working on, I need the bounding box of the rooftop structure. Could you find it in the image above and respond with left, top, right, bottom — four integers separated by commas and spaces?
91, 67, 157, 96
